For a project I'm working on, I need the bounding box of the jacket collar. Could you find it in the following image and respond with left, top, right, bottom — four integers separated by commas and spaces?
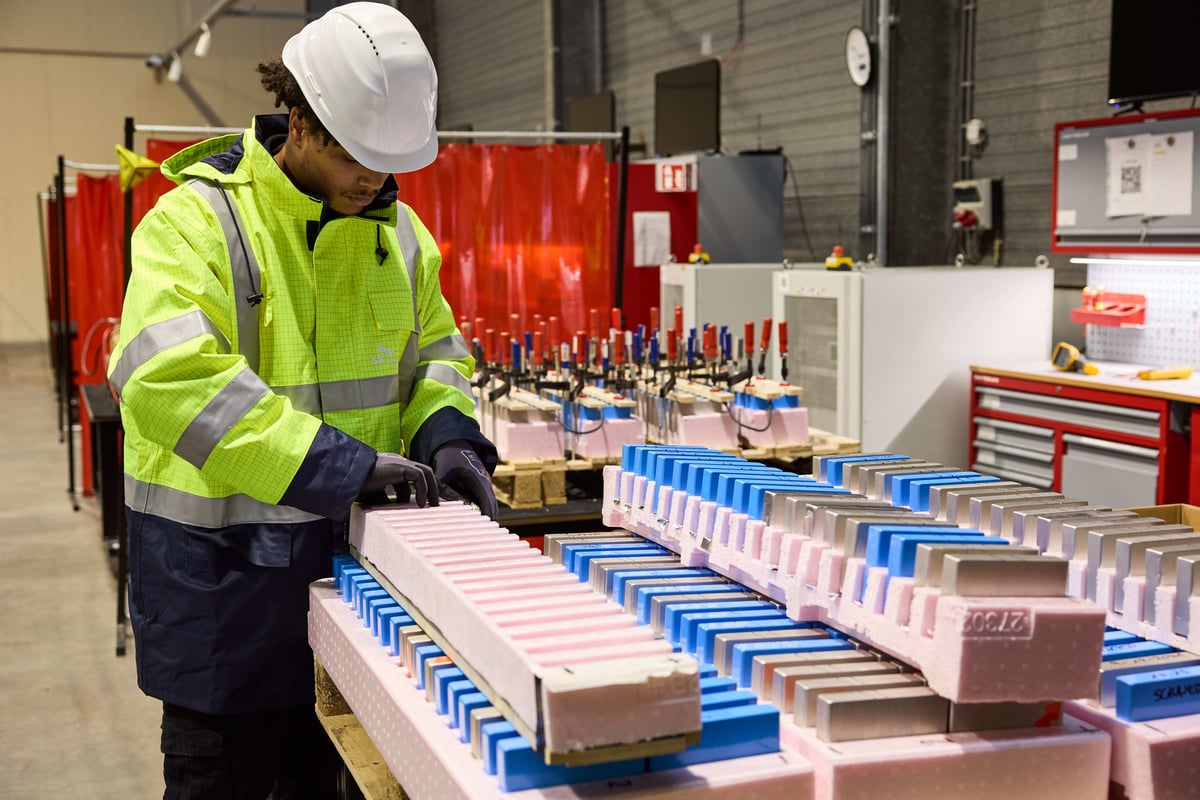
162, 114, 399, 223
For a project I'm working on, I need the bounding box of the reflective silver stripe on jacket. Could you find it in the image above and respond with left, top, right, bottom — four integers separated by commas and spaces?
419, 333, 470, 362
125, 474, 321, 527
415, 361, 473, 397
174, 368, 271, 468
188, 179, 262, 373
395, 209, 421, 335
319, 374, 400, 413
109, 310, 229, 397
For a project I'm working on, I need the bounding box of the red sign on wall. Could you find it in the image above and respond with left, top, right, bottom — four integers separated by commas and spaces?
655, 161, 697, 193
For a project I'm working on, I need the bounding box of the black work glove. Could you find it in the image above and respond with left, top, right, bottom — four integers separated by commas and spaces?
357, 453, 440, 508
432, 445, 499, 520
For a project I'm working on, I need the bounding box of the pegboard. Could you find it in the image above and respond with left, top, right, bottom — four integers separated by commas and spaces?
1084, 260, 1200, 365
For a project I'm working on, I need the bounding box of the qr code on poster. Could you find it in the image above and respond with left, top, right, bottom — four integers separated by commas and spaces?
1121, 164, 1142, 194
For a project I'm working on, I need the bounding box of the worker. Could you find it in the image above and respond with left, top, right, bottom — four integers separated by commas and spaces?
107, 4, 498, 797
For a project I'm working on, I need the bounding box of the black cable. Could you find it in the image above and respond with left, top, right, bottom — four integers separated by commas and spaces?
724, 400, 774, 433
782, 154, 817, 261
558, 407, 607, 436
214, 183, 263, 306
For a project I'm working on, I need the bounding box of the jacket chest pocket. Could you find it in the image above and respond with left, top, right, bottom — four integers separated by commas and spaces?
368, 252, 416, 333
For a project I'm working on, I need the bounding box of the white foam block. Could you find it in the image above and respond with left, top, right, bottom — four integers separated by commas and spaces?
350, 504, 702, 757
310, 580, 816, 799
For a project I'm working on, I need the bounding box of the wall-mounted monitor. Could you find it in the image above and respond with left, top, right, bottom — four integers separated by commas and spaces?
654, 59, 720, 156
1108, 0, 1200, 108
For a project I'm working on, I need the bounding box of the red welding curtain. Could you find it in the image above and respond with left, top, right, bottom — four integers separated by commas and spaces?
393, 143, 611, 337
133, 138, 201, 226
68, 174, 125, 385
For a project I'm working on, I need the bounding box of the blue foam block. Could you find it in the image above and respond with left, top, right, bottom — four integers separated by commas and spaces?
1103, 640, 1177, 662
570, 546, 666, 581
885, 532, 1004, 578
386, 614, 416, 656
820, 454, 907, 485
701, 676, 738, 694
1115, 664, 1200, 722
412, 643, 445, 690
1104, 630, 1140, 646
609, 568, 712, 605
864, 525, 986, 566
647, 703, 780, 771
445, 679, 477, 729
694, 619, 805, 665
636, 584, 746, 626
662, 600, 778, 643
482, 720, 521, 775
432, 666, 465, 716
456, 692, 491, 743
906, 474, 998, 512
497, 738, 645, 792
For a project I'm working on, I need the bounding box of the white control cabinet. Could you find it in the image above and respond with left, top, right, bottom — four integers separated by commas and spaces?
770, 266, 1054, 467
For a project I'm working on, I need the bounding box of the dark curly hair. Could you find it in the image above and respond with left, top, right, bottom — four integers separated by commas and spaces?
256, 58, 334, 144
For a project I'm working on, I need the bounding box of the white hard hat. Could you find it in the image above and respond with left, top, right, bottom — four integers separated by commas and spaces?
282, 2, 438, 173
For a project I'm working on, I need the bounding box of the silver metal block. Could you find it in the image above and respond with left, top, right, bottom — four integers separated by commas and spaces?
929, 481, 1020, 522
712, 629, 829, 677
941, 553, 1069, 598
543, 532, 638, 563
842, 458, 920, 493
1173, 554, 1200, 637
469, 706, 503, 760
764, 492, 870, 531
821, 509, 932, 548
1060, 516, 1159, 562
1086, 525, 1192, 601
968, 492, 1061, 532
1113, 533, 1200, 612
947, 700, 1060, 732
1038, 510, 1133, 556
913, 543, 1038, 588
991, 498, 1088, 540
750, 650, 876, 701
1145, 544, 1200, 625
588, 556, 682, 595
943, 484, 1029, 526
772, 661, 904, 713
791, 670, 921, 725
789, 497, 890, 538
813, 685, 944, 742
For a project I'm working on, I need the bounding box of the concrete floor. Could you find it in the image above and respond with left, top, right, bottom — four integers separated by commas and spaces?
0, 344, 163, 799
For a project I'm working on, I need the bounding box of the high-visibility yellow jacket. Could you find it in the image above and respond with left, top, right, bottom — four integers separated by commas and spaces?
109, 115, 493, 713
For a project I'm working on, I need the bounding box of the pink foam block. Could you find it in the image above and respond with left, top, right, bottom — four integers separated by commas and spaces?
1067, 701, 1200, 800
501, 613, 637, 639
519, 626, 658, 656
673, 411, 739, 449
782, 715, 1109, 800
442, 559, 557, 581
486, 593, 610, 620
738, 406, 809, 450
925, 596, 1105, 702
570, 417, 643, 460
533, 638, 675, 668
457, 573, 582, 595
883, 578, 915, 627
491, 418, 564, 462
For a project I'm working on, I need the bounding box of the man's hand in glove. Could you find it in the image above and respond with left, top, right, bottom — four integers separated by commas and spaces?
357, 453, 440, 508
432, 445, 499, 519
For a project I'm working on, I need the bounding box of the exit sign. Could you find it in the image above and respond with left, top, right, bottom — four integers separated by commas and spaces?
655, 161, 697, 193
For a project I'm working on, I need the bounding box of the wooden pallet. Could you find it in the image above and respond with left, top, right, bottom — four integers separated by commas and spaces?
315, 660, 408, 800
490, 458, 568, 508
